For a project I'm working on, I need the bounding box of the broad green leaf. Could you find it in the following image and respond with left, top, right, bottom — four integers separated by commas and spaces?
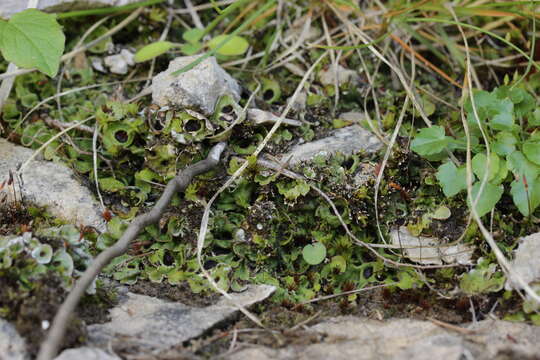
508, 87, 535, 118
469, 182, 503, 217
432, 205, 451, 220
510, 177, 540, 216
472, 152, 500, 182
134, 41, 173, 62
207, 34, 249, 56
460, 262, 505, 295
523, 140, 540, 166
490, 159, 508, 185
436, 162, 468, 197
492, 132, 517, 156
180, 43, 202, 55
99, 177, 126, 192
411, 126, 450, 156
302, 242, 326, 265
489, 98, 514, 131
0, 9, 65, 76
183, 28, 204, 44
508, 151, 540, 181
529, 108, 540, 127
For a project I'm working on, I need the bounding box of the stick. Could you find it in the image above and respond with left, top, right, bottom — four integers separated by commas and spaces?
36, 142, 227, 360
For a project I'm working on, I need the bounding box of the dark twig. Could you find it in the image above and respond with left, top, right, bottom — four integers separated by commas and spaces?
37, 142, 227, 360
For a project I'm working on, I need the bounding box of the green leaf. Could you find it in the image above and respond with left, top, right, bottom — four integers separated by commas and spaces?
469, 182, 503, 217
207, 34, 249, 56
523, 140, 540, 166
411, 126, 450, 156
489, 98, 514, 131
302, 242, 326, 265
276, 180, 310, 201
510, 177, 540, 216
507, 151, 540, 181
529, 108, 540, 127
432, 205, 451, 220
329, 255, 346, 273
0, 9, 65, 76
134, 41, 173, 62
183, 28, 204, 44
472, 152, 500, 182
436, 162, 468, 197
460, 262, 505, 295
180, 43, 202, 55
31, 243, 53, 264
492, 132, 517, 156
99, 177, 126, 192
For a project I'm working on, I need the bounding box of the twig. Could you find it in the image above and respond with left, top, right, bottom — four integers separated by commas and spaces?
36, 142, 227, 360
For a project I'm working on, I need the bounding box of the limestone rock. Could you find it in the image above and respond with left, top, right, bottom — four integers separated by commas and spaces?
390, 226, 473, 265
54, 347, 120, 360
152, 56, 241, 116
0, 138, 106, 232
283, 125, 382, 165
0, 319, 28, 360
87, 285, 275, 353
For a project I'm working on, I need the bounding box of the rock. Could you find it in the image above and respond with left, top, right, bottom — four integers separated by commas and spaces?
0, 0, 141, 18
390, 226, 473, 265
338, 111, 367, 123
248, 109, 302, 127
88, 285, 275, 353
0, 138, 106, 232
506, 231, 540, 290
54, 347, 120, 360
0, 319, 28, 360
283, 125, 382, 165
226, 317, 540, 360
318, 63, 360, 86
152, 55, 241, 116
103, 49, 134, 75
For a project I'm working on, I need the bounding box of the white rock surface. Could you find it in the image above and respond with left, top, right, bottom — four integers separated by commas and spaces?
390, 226, 473, 265
506, 231, 540, 290
0, 138, 106, 232
0, 319, 28, 360
248, 109, 302, 127
152, 55, 241, 116
226, 317, 540, 360
103, 49, 134, 75
283, 125, 382, 165
87, 285, 275, 353
54, 347, 120, 360
319, 63, 360, 86
0, 0, 141, 18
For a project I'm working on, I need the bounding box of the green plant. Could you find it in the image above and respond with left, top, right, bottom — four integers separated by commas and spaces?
412, 84, 539, 217
0, 9, 65, 76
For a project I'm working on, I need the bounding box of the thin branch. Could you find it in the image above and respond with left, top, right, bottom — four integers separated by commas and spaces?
36, 142, 227, 360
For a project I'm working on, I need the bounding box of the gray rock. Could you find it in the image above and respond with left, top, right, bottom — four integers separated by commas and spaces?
54, 347, 120, 360
0, 138, 106, 232
0, 0, 141, 18
226, 317, 540, 360
103, 49, 134, 75
390, 226, 473, 265
152, 55, 241, 116
248, 109, 302, 127
318, 64, 360, 86
87, 285, 275, 353
283, 125, 382, 165
0, 319, 28, 360
506, 231, 540, 290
